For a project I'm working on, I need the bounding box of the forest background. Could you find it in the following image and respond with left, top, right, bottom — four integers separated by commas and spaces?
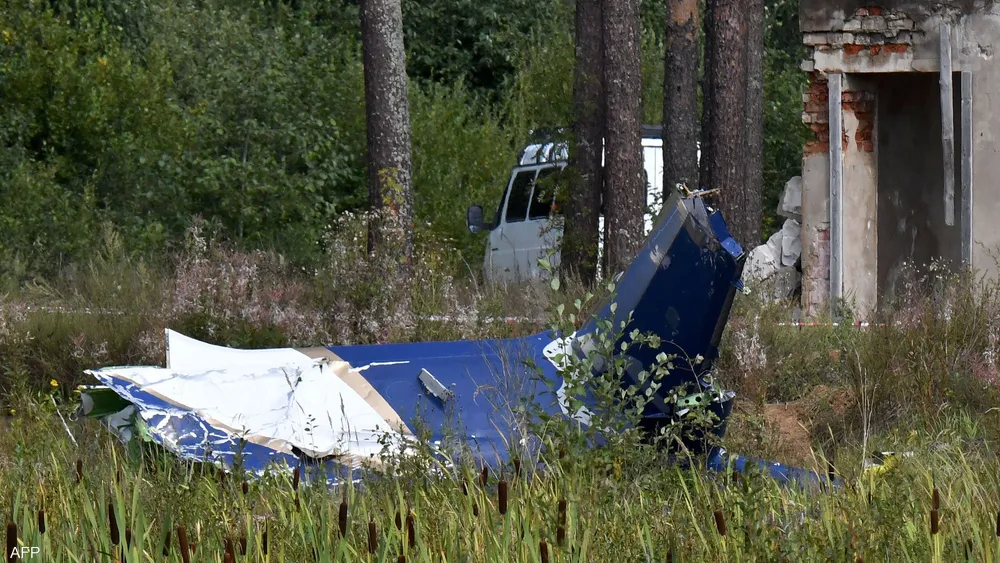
0, 0, 806, 282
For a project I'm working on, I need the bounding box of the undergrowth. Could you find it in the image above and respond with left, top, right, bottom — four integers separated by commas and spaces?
2, 227, 1000, 560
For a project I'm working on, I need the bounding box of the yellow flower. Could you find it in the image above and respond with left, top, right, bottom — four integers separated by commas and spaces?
97, 56, 107, 68
8, 409, 14, 415
50, 379, 59, 388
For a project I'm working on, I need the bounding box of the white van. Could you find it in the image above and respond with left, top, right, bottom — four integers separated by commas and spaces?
467, 125, 670, 285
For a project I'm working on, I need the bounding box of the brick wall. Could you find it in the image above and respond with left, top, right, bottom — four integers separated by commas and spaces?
801, 72, 876, 155
803, 6, 917, 53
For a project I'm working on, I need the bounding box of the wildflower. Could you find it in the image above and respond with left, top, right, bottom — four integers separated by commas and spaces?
50, 379, 58, 388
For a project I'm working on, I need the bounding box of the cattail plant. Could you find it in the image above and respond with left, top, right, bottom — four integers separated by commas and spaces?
395, 511, 402, 531
36, 509, 44, 535
480, 466, 488, 487
242, 480, 249, 496
540, 540, 550, 563
224, 537, 234, 559
109, 503, 119, 546
558, 499, 566, 529
397, 555, 405, 563
406, 511, 416, 550
223, 552, 233, 563
556, 526, 565, 547
498, 479, 508, 515
930, 509, 939, 535
177, 526, 191, 563
933, 487, 940, 511
714, 509, 727, 537
163, 529, 171, 556
339, 494, 348, 538
261, 521, 268, 555
293, 466, 300, 491
6, 522, 16, 563
239, 535, 247, 555
368, 518, 377, 554
514, 458, 521, 479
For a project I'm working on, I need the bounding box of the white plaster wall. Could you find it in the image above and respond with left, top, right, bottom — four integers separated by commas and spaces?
801, 152, 831, 318
840, 103, 878, 318
966, 13, 1000, 279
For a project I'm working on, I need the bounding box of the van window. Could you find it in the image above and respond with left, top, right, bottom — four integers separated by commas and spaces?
504, 169, 535, 223
529, 167, 561, 219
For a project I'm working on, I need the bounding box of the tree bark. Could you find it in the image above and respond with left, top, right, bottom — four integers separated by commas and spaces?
698, 0, 715, 191
742, 0, 765, 246
663, 0, 700, 194
360, 0, 414, 315
563, 0, 605, 285
602, 0, 645, 276
702, 0, 753, 244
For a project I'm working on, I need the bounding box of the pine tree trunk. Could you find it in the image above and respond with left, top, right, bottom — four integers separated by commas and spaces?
742, 0, 765, 246
602, 0, 645, 276
360, 0, 414, 320
703, 0, 752, 244
663, 0, 700, 194
563, 0, 605, 285
699, 0, 715, 190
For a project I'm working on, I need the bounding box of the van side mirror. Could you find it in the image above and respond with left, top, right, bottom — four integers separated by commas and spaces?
467, 205, 490, 233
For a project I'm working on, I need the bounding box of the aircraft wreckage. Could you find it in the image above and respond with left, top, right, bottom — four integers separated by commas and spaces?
77, 190, 834, 487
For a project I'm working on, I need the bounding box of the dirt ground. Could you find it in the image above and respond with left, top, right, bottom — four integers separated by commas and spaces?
759, 385, 855, 467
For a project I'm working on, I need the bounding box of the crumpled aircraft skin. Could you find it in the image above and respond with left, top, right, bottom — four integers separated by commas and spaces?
82, 191, 834, 488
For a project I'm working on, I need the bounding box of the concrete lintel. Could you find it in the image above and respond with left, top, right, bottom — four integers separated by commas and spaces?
961, 70, 973, 267
812, 53, 983, 75
828, 73, 844, 318
813, 50, 915, 73
941, 22, 956, 226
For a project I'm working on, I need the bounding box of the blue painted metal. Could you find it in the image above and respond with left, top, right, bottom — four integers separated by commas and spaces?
331, 192, 746, 463
82, 191, 831, 489
706, 448, 842, 489
327, 334, 565, 467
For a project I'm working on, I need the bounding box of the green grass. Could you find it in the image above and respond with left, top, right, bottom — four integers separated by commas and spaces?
3, 407, 1000, 561
3, 241, 1000, 560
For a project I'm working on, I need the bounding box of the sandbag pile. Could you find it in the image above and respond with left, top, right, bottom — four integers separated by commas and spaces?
744, 176, 802, 300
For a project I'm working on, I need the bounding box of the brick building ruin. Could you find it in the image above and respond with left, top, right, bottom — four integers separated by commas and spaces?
798, 0, 998, 318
